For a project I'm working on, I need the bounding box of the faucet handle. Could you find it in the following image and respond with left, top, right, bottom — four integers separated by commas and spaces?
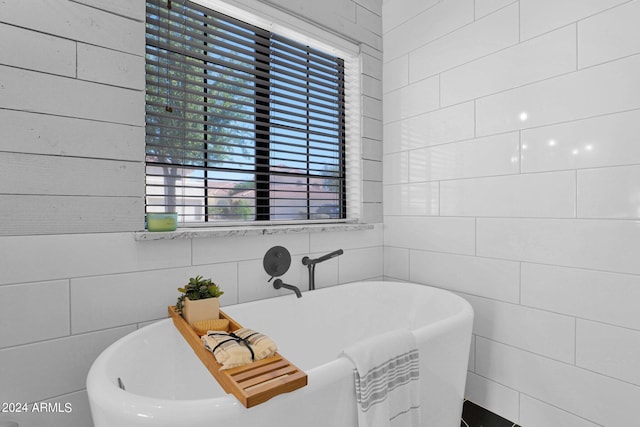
263, 246, 291, 278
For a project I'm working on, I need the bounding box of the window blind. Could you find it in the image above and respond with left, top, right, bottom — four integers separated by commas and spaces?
145, 0, 347, 224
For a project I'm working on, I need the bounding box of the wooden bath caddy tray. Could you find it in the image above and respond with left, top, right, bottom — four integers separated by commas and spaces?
168, 306, 307, 408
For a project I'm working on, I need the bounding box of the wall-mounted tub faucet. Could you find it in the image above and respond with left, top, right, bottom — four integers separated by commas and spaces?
302, 249, 344, 290
272, 278, 302, 298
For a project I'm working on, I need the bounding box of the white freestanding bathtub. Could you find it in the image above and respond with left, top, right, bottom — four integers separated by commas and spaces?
87, 281, 473, 427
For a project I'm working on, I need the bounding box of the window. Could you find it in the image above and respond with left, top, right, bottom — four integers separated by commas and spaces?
145, 0, 358, 225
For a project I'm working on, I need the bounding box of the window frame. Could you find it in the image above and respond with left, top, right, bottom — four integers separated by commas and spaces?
144, 0, 362, 228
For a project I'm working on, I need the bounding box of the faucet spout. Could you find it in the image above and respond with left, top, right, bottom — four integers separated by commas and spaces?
273, 278, 302, 298
302, 249, 344, 291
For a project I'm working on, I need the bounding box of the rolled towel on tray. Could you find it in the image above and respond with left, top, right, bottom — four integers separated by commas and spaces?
202, 327, 278, 370
192, 318, 230, 336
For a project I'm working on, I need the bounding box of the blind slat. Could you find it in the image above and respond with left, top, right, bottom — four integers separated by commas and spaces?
146, 104, 345, 140
145, 24, 344, 91
146, 87, 345, 130
145, 72, 345, 122
145, 118, 344, 150
146, 50, 343, 107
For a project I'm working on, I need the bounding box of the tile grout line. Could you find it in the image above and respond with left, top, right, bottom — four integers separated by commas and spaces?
236, 261, 241, 304
474, 217, 477, 256
517, 0, 521, 43
575, 22, 579, 71
68, 278, 72, 335
438, 180, 441, 217
574, 317, 578, 365
518, 262, 522, 305
473, 99, 477, 138
518, 131, 522, 174
472, 335, 477, 372
517, 387, 521, 426
574, 169, 578, 219
438, 73, 442, 108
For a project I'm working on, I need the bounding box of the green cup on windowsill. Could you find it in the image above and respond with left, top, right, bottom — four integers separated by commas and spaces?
146, 212, 178, 232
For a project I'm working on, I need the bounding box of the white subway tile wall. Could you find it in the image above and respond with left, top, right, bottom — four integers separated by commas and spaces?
576, 319, 640, 386
0, 326, 136, 403
520, 109, 640, 173
409, 3, 519, 82
519, 0, 630, 41
0, 0, 383, 426
384, 182, 440, 216
439, 170, 576, 218
465, 371, 520, 422
384, 101, 477, 153
0, 281, 70, 349
476, 337, 640, 426
383, 0, 640, 425
383, 0, 474, 61
518, 395, 601, 427
440, 25, 577, 107
577, 165, 640, 218
382, 74, 440, 123
410, 251, 521, 303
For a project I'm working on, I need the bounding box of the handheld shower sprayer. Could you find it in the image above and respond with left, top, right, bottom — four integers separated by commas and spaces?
302, 249, 344, 290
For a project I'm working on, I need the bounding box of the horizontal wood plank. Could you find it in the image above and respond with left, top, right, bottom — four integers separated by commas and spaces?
77, 43, 145, 90
0, 110, 143, 161
0, 195, 143, 235
0, 153, 142, 197
0, 65, 144, 126
0, 23, 76, 77
71, 0, 146, 22
1, 0, 143, 55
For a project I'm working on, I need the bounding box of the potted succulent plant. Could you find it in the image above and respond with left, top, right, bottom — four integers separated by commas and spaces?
176, 275, 224, 326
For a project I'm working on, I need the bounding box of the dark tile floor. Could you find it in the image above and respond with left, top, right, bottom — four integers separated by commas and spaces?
461, 400, 521, 427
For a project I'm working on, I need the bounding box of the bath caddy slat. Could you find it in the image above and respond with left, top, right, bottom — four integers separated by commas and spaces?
168, 306, 307, 408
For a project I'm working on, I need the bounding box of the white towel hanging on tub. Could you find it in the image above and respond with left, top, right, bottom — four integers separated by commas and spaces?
342, 329, 421, 427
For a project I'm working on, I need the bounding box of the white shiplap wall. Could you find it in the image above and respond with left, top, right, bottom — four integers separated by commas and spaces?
0, 0, 382, 426
382, 0, 640, 426
0, 0, 145, 235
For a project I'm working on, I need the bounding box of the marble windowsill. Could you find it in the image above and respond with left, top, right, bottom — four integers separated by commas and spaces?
135, 222, 374, 241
